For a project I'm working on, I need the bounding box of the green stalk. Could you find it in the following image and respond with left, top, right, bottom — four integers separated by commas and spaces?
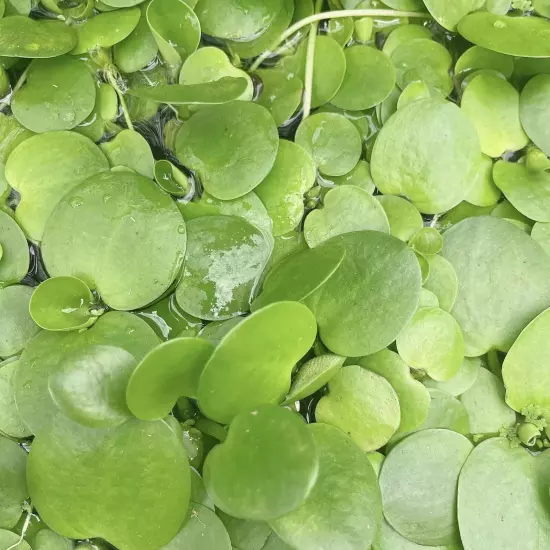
0, 65, 30, 113
105, 70, 135, 132
302, 0, 325, 119
249, 9, 429, 71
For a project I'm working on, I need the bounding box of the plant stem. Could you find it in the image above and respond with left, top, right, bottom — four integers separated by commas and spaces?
0, 65, 30, 113
302, 0, 324, 119
249, 9, 429, 71
105, 70, 134, 131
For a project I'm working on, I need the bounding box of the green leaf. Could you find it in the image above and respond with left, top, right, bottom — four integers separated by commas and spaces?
458, 12, 550, 57
531, 221, 550, 255
71, 8, 140, 54
197, 302, 317, 424
176, 102, 279, 200
441, 216, 550, 356
382, 24, 433, 56
161, 503, 231, 550
175, 215, 270, 321
216, 510, 271, 550
408, 227, 443, 255
15, 311, 159, 435
254, 140, 316, 236
306, 231, 421, 357
455, 45, 514, 81
194, 0, 281, 41
326, 160, 375, 194
0, 210, 29, 288
373, 520, 462, 550
371, 99, 481, 214
459, 367, 516, 434
397, 307, 464, 382
203, 405, 318, 520
0, 437, 28, 529
0, 17, 76, 58
502, 307, 550, 417
295, 112, 362, 177
29, 276, 95, 332
375, 195, 423, 242
423, 357, 479, 401
0, 359, 32, 438
48, 344, 136, 428
12, 56, 95, 133
304, 186, 390, 248
252, 246, 345, 312
0, 285, 39, 359
358, 349, 430, 434
41, 171, 186, 311
380, 429, 473, 547
461, 72, 528, 158
423, 254, 458, 312
100, 129, 155, 178
255, 69, 303, 127
331, 45, 395, 110
270, 424, 382, 550
458, 438, 550, 550
284, 354, 345, 403
422, 0, 481, 31
146, 0, 200, 72
520, 74, 550, 157
465, 153, 501, 207
129, 77, 249, 105
127, 337, 214, 420
28, 417, 191, 550
316, 365, 401, 451
5, 131, 109, 242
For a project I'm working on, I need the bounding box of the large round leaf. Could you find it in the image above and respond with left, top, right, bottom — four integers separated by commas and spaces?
305, 231, 421, 357
458, 438, 550, 550
28, 416, 191, 550
371, 99, 480, 214
197, 302, 317, 424
458, 13, 550, 57
315, 365, 401, 452
502, 307, 550, 417
12, 56, 96, 133
0, 437, 28, 529
42, 171, 186, 311
5, 131, 109, 242
175, 102, 278, 200
380, 429, 473, 547
270, 424, 382, 550
0, 211, 28, 288
0, 285, 39, 359
203, 405, 318, 520
14, 311, 159, 435
441, 216, 550, 356
175, 215, 270, 321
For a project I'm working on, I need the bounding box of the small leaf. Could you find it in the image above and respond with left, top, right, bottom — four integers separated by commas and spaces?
408, 227, 443, 256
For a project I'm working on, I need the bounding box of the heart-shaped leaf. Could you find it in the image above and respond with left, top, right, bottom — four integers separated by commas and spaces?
371, 99, 480, 214
0, 285, 39, 359
28, 416, 191, 550
316, 365, 401, 451
380, 429, 473, 547
5, 131, 109, 242
203, 405, 318, 520
175, 215, 271, 321
176, 102, 279, 200
304, 186, 390, 248
305, 231, 421, 357
270, 424, 382, 550
29, 276, 96, 332
441, 216, 550, 356
127, 337, 214, 420
197, 301, 317, 424
0, 436, 28, 529
41, 171, 186, 311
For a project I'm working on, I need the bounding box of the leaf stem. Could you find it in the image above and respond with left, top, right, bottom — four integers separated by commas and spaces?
249, 9, 429, 71
105, 70, 134, 132
0, 65, 30, 113
302, 0, 324, 119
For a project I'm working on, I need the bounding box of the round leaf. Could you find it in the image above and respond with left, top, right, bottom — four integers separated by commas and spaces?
422, 0, 481, 31
424, 357, 480, 397
270, 424, 382, 550
455, 46, 514, 81
441, 216, 550, 356
176, 102, 278, 200
380, 429, 473, 547
371, 99, 481, 214
408, 227, 443, 256
42, 171, 186, 311
197, 302, 317, 424
256, 69, 302, 127
0, 437, 28, 529
316, 365, 401, 452
127, 337, 214, 420
0, 359, 32, 438
520, 74, 550, 156
203, 405, 318, 520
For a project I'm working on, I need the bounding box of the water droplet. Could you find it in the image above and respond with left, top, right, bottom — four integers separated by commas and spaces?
103, 194, 112, 204
177, 225, 186, 234
70, 197, 84, 208
493, 20, 506, 29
